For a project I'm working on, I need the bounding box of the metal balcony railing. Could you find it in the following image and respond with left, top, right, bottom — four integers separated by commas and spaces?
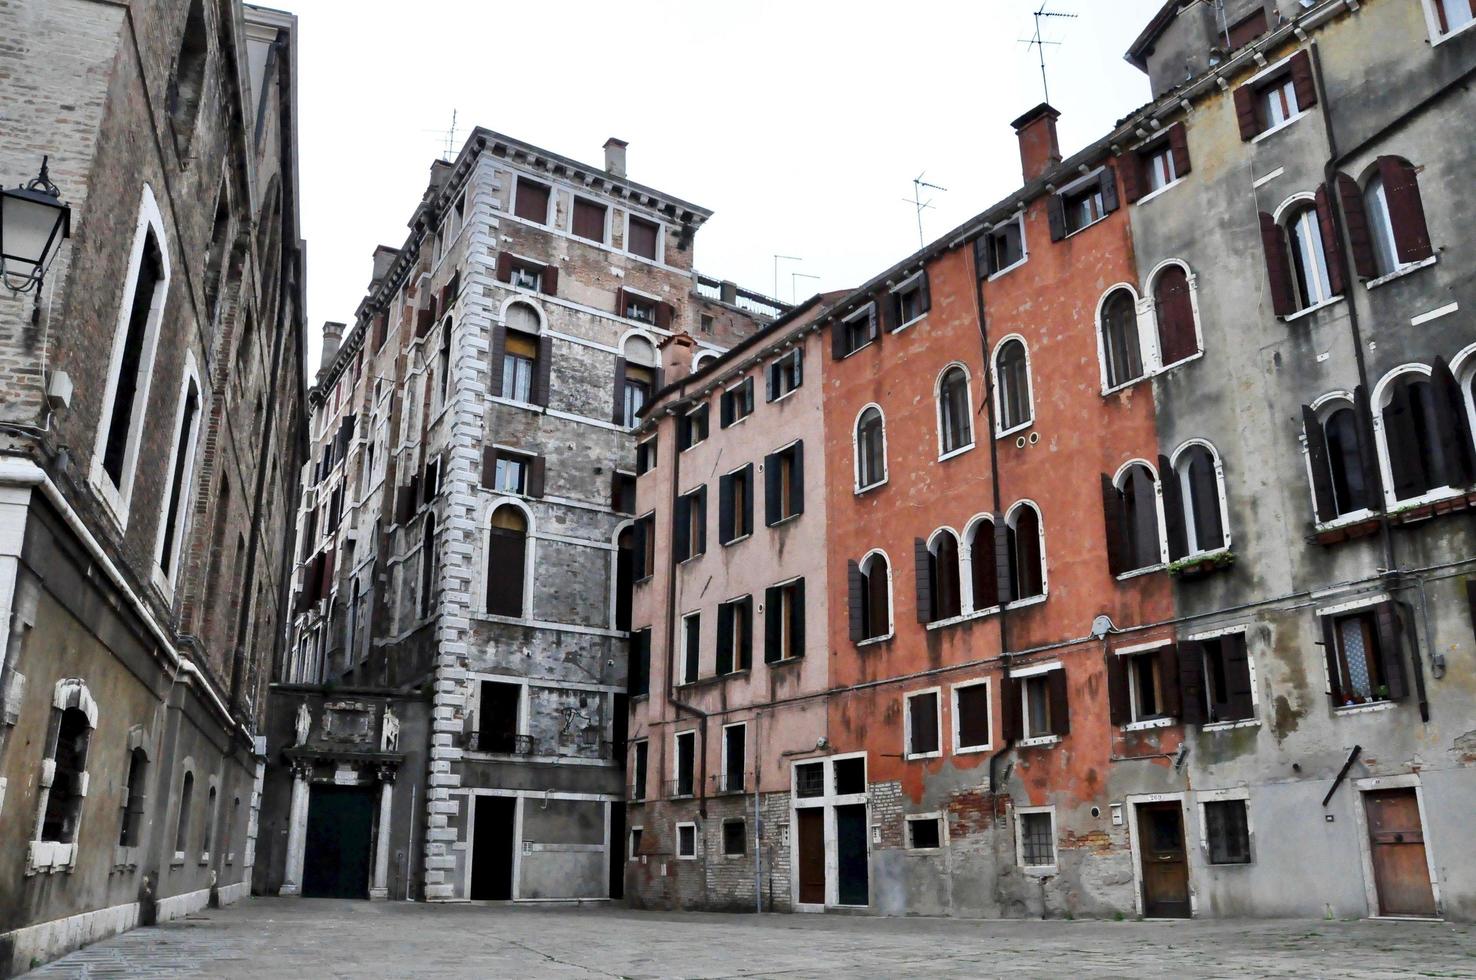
460, 732, 534, 754
663, 778, 697, 800
711, 771, 751, 795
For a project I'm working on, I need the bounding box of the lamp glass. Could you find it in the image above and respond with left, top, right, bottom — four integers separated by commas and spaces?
1, 188, 68, 288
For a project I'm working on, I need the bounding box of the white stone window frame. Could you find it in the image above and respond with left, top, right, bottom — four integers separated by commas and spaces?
1195, 787, 1255, 866
1014, 804, 1058, 875
510, 174, 555, 227
1142, 258, 1205, 373
90, 184, 172, 530
855, 548, 895, 647
1370, 363, 1463, 512
1114, 638, 1176, 731
672, 730, 697, 800
1094, 282, 1148, 395
1272, 192, 1342, 320
985, 212, 1030, 281
1004, 499, 1050, 609
838, 302, 878, 358
935, 362, 976, 461
481, 497, 536, 621
622, 211, 666, 265
903, 686, 943, 761
852, 402, 889, 494
151, 350, 204, 597
1453, 344, 1476, 441
720, 721, 747, 794
990, 334, 1035, 439
570, 193, 613, 246
1423, 0, 1476, 45
628, 824, 644, 862
1112, 458, 1170, 577
26, 679, 99, 875
1185, 624, 1261, 731
675, 820, 699, 860
950, 677, 992, 755
889, 272, 928, 334
1168, 437, 1233, 558
905, 811, 948, 851
1011, 660, 1062, 747
1300, 390, 1377, 531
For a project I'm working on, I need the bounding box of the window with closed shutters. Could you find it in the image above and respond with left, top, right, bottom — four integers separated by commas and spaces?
1196, 632, 1256, 723
1111, 463, 1163, 573
628, 216, 660, 260
905, 690, 940, 758
514, 178, 551, 224
572, 197, 607, 242
1204, 799, 1252, 864
1152, 265, 1199, 366
954, 681, 991, 751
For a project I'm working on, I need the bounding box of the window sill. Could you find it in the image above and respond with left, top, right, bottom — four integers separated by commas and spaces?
1201, 717, 1260, 732
1006, 594, 1047, 612
995, 421, 1034, 441
938, 443, 975, 463
1123, 717, 1174, 732
891, 313, 927, 335
1133, 177, 1185, 208
955, 743, 993, 755
721, 533, 752, 548
1062, 215, 1108, 240
987, 256, 1029, 282
1158, 349, 1205, 373
766, 655, 804, 669
1101, 376, 1149, 398
171, 852, 186, 867
839, 339, 877, 360
1021, 864, 1058, 877
1251, 109, 1310, 145
1333, 699, 1396, 716
769, 388, 799, 406
1366, 255, 1437, 290
1017, 734, 1060, 749
856, 633, 894, 648
855, 478, 888, 496
1386, 485, 1469, 520
1432, 17, 1476, 45
768, 513, 801, 529
906, 751, 942, 762
1283, 295, 1345, 323
1115, 564, 1165, 581
926, 605, 1001, 631
488, 395, 546, 413
722, 414, 752, 429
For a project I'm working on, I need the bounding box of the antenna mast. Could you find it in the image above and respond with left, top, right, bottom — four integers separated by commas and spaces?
1019, 2, 1078, 104
904, 173, 948, 248
443, 109, 459, 160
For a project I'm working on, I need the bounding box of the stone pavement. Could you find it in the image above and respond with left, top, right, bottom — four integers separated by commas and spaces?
28, 898, 1476, 979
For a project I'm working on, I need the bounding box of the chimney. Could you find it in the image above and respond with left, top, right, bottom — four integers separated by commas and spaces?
603, 137, 628, 179
370, 245, 399, 286
719, 280, 738, 306
1011, 103, 1062, 184
319, 321, 346, 376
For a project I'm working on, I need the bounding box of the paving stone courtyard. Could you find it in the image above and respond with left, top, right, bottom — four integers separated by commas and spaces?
29, 898, 1476, 978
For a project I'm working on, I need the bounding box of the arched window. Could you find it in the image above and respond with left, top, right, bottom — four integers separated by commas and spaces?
1284, 203, 1333, 310
855, 406, 886, 490
119, 747, 148, 847
614, 526, 634, 631
1352, 157, 1433, 279
1099, 288, 1143, 390
40, 706, 92, 844
692, 351, 718, 371
419, 515, 437, 619
852, 552, 891, 641
937, 366, 973, 455
919, 530, 962, 622
168, 0, 208, 151
619, 335, 659, 427
1377, 367, 1473, 502
964, 516, 999, 612
175, 771, 194, 856
1302, 397, 1375, 522
1006, 503, 1045, 601
1169, 443, 1228, 558
486, 504, 529, 617
994, 338, 1032, 434
1104, 463, 1162, 574
202, 785, 218, 857
1152, 264, 1199, 366
1364, 173, 1398, 278
498, 302, 545, 405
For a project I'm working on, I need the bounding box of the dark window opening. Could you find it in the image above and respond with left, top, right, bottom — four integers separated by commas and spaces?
675, 732, 695, 797
907, 690, 940, 756
514, 178, 551, 224
909, 818, 942, 850
628, 217, 660, 260
477, 681, 522, 753
572, 197, 607, 242
1204, 799, 1252, 864
722, 819, 747, 856
41, 707, 92, 844
103, 232, 164, 487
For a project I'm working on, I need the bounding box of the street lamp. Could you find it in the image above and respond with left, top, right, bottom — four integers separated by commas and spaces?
1, 156, 72, 295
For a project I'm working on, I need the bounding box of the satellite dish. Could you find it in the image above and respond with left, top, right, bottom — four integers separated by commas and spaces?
1090, 614, 1116, 639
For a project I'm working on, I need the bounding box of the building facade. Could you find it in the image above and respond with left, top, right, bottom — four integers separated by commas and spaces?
626, 0, 1476, 922
261, 131, 778, 904
0, 2, 306, 973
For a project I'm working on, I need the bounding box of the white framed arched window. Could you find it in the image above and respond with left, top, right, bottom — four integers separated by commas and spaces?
1302, 391, 1376, 524
1147, 260, 1202, 368
962, 514, 1000, 613
851, 549, 893, 642
1372, 364, 1472, 506
1004, 501, 1047, 603
919, 527, 963, 623
498, 299, 547, 406
485, 499, 534, 618
1167, 440, 1230, 559
992, 336, 1033, 436
936, 364, 974, 457
854, 404, 887, 491
1106, 460, 1166, 575
1096, 284, 1144, 392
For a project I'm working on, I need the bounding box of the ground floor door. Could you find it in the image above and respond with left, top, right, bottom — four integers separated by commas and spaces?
796, 808, 825, 905
302, 785, 375, 899
471, 795, 517, 900
1364, 788, 1437, 917
1138, 802, 1190, 918
834, 804, 869, 907
607, 801, 624, 900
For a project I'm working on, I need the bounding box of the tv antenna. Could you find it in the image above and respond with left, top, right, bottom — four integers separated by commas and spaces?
442, 109, 459, 159
791, 271, 820, 305
773, 254, 802, 299
1019, 2, 1078, 104
904, 173, 947, 247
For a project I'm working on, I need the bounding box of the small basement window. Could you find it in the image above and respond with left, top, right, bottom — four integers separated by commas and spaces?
907, 816, 942, 850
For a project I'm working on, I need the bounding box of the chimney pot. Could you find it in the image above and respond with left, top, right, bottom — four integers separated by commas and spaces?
370, 245, 399, 286
319, 321, 346, 375
1010, 103, 1063, 184
603, 137, 628, 179
719, 280, 738, 305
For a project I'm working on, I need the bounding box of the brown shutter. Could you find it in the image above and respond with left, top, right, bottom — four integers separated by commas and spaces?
1177, 641, 1207, 725
1430, 356, 1475, 487
1321, 616, 1344, 704
913, 538, 932, 623
1105, 652, 1130, 726
1047, 195, 1067, 242
496, 252, 513, 283
1352, 385, 1385, 507
1302, 404, 1337, 523
1314, 184, 1347, 296
1101, 474, 1127, 577
848, 560, 864, 643
1233, 84, 1259, 141
416, 307, 434, 338
488, 322, 507, 397
1379, 156, 1433, 263
789, 579, 806, 658
875, 294, 895, 334
917, 270, 931, 314
1223, 634, 1256, 721
1000, 675, 1021, 741
830, 319, 847, 360
527, 456, 546, 499
1158, 644, 1183, 719
1335, 173, 1378, 280
1289, 50, 1317, 111
1382, 381, 1427, 499
1047, 668, 1070, 736
1168, 123, 1191, 177
1159, 453, 1187, 562
1099, 164, 1120, 215
614, 286, 627, 318
655, 302, 674, 330
611, 357, 627, 425
994, 518, 1013, 606
533, 335, 553, 407
1120, 151, 1144, 205
1259, 212, 1296, 317
542, 265, 559, 296
1375, 603, 1408, 700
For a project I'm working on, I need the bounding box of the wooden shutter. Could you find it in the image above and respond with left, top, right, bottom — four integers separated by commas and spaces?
1099, 164, 1120, 215
1105, 652, 1131, 726
1168, 123, 1191, 177
1321, 616, 1344, 704
1382, 381, 1427, 499
488, 322, 507, 396
763, 452, 780, 526
1233, 84, 1259, 141
1120, 150, 1144, 205
1047, 195, 1067, 242
741, 465, 754, 538
655, 302, 674, 330
792, 350, 803, 389
789, 442, 804, 517
631, 519, 648, 580
415, 307, 435, 338
527, 456, 546, 499
917, 271, 931, 315
611, 357, 627, 424
1314, 184, 1347, 297
695, 486, 707, 555
847, 560, 864, 643
495, 252, 513, 283
613, 286, 627, 319
1158, 645, 1183, 719
1000, 675, 1022, 741
876, 295, 896, 334
481, 446, 498, 490
1335, 173, 1378, 280
1159, 453, 1188, 562
719, 388, 732, 428
674, 494, 691, 563
994, 518, 1013, 606
1379, 156, 1433, 263
1302, 404, 1337, 523
1101, 474, 1127, 577
1289, 50, 1317, 111
1375, 603, 1409, 700
830, 319, 847, 360
1223, 634, 1256, 721
1259, 212, 1296, 317
532, 335, 553, 407
973, 236, 992, 279
913, 538, 932, 623
1047, 668, 1070, 736
719, 471, 734, 543
1431, 356, 1476, 486
765, 362, 777, 402
764, 585, 781, 663
1177, 641, 1207, 725
1352, 385, 1385, 506
716, 603, 734, 675
790, 579, 806, 658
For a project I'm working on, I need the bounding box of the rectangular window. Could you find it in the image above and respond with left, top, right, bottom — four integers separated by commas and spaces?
833, 756, 865, 795
768, 349, 803, 400
764, 442, 804, 526
612, 471, 637, 514
716, 596, 752, 675
1063, 182, 1106, 235
500, 331, 537, 403
1017, 809, 1056, 869
492, 450, 532, 495
514, 178, 551, 224
676, 822, 697, 858
1204, 798, 1252, 864
794, 761, 824, 798
722, 723, 746, 793
1023, 674, 1054, 739
674, 486, 706, 562
571, 197, 607, 242
953, 681, 991, 752
157, 377, 201, 581
1263, 77, 1299, 128
623, 293, 657, 325
1144, 145, 1177, 193
628, 216, 660, 260
719, 465, 753, 544
1434, 0, 1476, 35
764, 578, 805, 663
720, 378, 754, 427
622, 364, 653, 428
680, 611, 700, 685
674, 732, 695, 797
986, 218, 1025, 274
629, 627, 652, 697
1227, 7, 1268, 48
476, 680, 522, 753
892, 274, 928, 327
1126, 651, 1168, 723
840, 306, 877, 356
722, 819, 747, 857
100, 228, 166, 497
636, 437, 657, 475
633, 513, 656, 581
908, 816, 942, 850
629, 826, 644, 859
700, 314, 714, 334
631, 740, 648, 801
678, 403, 709, 451
1198, 632, 1256, 723
906, 689, 941, 758
509, 263, 542, 292
1325, 608, 1399, 707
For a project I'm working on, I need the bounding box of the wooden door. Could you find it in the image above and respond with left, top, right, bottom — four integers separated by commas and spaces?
1365, 789, 1436, 917
1138, 802, 1191, 918
303, 785, 375, 899
796, 808, 825, 905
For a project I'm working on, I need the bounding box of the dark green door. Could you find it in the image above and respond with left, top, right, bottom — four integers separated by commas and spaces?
302, 785, 375, 899
835, 803, 869, 907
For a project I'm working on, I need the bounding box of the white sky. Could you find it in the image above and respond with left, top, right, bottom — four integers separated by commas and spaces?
273, 0, 1166, 370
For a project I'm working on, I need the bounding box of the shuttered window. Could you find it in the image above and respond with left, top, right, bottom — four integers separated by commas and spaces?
678, 403, 710, 451
892, 272, 930, 327
994, 339, 1033, 434
1379, 364, 1474, 503
1018, 669, 1069, 739
486, 505, 528, 617
631, 513, 655, 581
1302, 400, 1375, 523
674, 486, 707, 562
720, 378, 754, 428
500, 330, 538, 403
1234, 51, 1316, 140
1322, 605, 1409, 707
954, 682, 991, 751
571, 197, 607, 242
719, 464, 754, 544
628, 216, 660, 260
1006, 504, 1045, 601
1152, 265, 1198, 365
764, 442, 804, 525
716, 597, 752, 675
849, 553, 891, 642
982, 218, 1025, 275
514, 178, 551, 224
836, 305, 877, 358
636, 437, 657, 476
1185, 632, 1256, 724
855, 407, 886, 490
768, 349, 803, 400
1106, 464, 1163, 574
763, 578, 805, 663
679, 612, 700, 685
905, 690, 940, 758
1100, 288, 1143, 389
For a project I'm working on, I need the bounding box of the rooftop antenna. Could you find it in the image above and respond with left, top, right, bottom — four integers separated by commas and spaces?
442, 109, 459, 160
1019, 2, 1077, 104
773, 254, 802, 299
790, 272, 820, 305
904, 173, 947, 247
